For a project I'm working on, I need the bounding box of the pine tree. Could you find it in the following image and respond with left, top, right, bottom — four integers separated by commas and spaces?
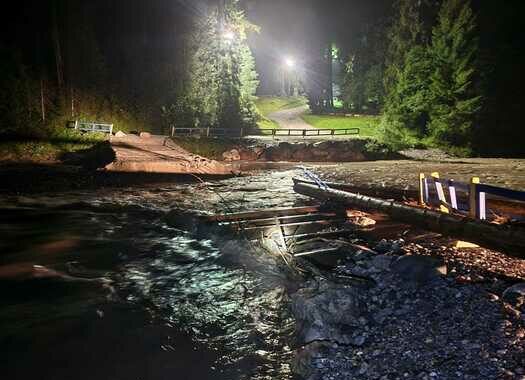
181, 0, 259, 129
428, 0, 481, 147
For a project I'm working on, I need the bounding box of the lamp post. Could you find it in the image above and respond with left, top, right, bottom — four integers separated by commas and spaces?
282, 57, 297, 96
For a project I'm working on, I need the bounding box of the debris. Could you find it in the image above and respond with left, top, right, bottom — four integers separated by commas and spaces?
454, 240, 480, 249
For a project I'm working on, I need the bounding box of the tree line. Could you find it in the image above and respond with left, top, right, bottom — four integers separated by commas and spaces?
0, 0, 259, 140
337, 0, 524, 156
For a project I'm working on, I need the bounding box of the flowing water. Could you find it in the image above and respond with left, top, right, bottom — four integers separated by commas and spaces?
0, 169, 310, 380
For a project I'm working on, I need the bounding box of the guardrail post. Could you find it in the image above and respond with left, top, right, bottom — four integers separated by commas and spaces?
469, 177, 480, 219
240, 127, 243, 138
432, 172, 449, 213
206, 127, 210, 137
448, 179, 458, 210
302, 130, 306, 138
418, 173, 426, 205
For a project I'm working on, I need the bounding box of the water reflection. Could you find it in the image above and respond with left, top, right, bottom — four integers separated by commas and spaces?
0, 169, 305, 379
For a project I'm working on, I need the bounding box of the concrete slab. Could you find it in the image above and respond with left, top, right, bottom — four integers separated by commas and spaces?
106, 135, 237, 175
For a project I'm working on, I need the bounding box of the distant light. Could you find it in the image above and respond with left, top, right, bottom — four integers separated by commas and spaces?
223, 30, 235, 41
284, 57, 295, 68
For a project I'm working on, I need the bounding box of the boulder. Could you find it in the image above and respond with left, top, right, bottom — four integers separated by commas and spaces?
291, 282, 365, 345
291, 341, 330, 380
222, 149, 241, 161
238, 147, 259, 161
391, 255, 447, 284
370, 254, 394, 272
502, 283, 525, 313
139, 132, 151, 138
114, 130, 126, 137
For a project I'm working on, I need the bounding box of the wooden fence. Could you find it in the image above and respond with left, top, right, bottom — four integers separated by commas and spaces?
419, 172, 525, 220
68, 121, 113, 134
170, 126, 359, 139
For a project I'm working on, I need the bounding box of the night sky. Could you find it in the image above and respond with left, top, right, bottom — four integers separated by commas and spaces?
1, 0, 524, 98
0, 0, 391, 95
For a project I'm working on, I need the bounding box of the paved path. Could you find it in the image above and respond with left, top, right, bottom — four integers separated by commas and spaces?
106, 134, 235, 175
268, 105, 314, 130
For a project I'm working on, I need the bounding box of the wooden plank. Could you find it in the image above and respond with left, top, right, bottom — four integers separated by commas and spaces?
239, 218, 348, 231
293, 179, 525, 257
293, 247, 340, 257
283, 229, 354, 240
208, 205, 322, 222
219, 212, 339, 227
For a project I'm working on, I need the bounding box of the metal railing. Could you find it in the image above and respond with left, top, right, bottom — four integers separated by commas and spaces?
419, 172, 525, 220
170, 126, 359, 139
68, 121, 114, 134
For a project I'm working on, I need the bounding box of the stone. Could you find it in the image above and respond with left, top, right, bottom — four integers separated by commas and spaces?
114, 130, 126, 137
370, 255, 394, 272
291, 282, 366, 345
502, 283, 525, 312
292, 341, 331, 379
222, 149, 241, 161
139, 131, 151, 138
391, 255, 447, 284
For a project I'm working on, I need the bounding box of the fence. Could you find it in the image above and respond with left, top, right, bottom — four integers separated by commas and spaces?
68, 121, 114, 134
170, 126, 359, 139
419, 172, 525, 220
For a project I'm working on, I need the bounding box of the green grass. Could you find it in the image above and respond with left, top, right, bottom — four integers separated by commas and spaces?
0, 129, 106, 162
255, 96, 308, 130
255, 96, 308, 117
171, 137, 242, 161
302, 114, 382, 139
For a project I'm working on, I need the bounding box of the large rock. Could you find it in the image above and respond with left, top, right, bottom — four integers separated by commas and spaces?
291, 341, 330, 380
139, 131, 151, 138
391, 255, 447, 284
222, 149, 241, 161
502, 283, 525, 313
114, 130, 126, 137
291, 282, 365, 345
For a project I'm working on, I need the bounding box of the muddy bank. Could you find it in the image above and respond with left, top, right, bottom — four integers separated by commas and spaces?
221, 139, 398, 162
286, 218, 525, 380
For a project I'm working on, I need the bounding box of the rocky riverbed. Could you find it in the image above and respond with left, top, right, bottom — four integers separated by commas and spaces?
1, 161, 524, 380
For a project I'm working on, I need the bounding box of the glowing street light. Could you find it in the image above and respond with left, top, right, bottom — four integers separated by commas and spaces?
284, 57, 296, 69
223, 30, 235, 42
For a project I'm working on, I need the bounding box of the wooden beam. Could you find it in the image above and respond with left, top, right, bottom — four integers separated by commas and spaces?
219, 212, 339, 227
207, 206, 321, 222
293, 247, 340, 257
293, 180, 525, 257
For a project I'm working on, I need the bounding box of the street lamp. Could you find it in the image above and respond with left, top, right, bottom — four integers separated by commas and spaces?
223, 30, 235, 43
284, 57, 295, 69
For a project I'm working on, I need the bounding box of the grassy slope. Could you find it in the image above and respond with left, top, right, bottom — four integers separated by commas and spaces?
0, 130, 106, 162
302, 114, 381, 139
171, 137, 242, 161
255, 96, 308, 129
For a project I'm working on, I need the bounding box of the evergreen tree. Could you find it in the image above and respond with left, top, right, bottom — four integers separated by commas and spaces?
428, 0, 481, 147
343, 22, 388, 114
181, 0, 259, 129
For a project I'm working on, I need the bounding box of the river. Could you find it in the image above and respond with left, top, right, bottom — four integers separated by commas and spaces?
0, 168, 310, 380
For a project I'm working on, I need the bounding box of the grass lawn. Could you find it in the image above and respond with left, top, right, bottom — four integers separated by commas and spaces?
255, 96, 308, 117
255, 96, 308, 130
0, 130, 107, 162
302, 114, 381, 139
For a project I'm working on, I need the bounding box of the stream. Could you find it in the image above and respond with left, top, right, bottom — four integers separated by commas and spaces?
0, 168, 312, 380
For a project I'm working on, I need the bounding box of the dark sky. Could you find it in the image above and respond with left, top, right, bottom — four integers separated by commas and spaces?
0, 0, 391, 95
245, 0, 392, 93
2, 0, 522, 98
